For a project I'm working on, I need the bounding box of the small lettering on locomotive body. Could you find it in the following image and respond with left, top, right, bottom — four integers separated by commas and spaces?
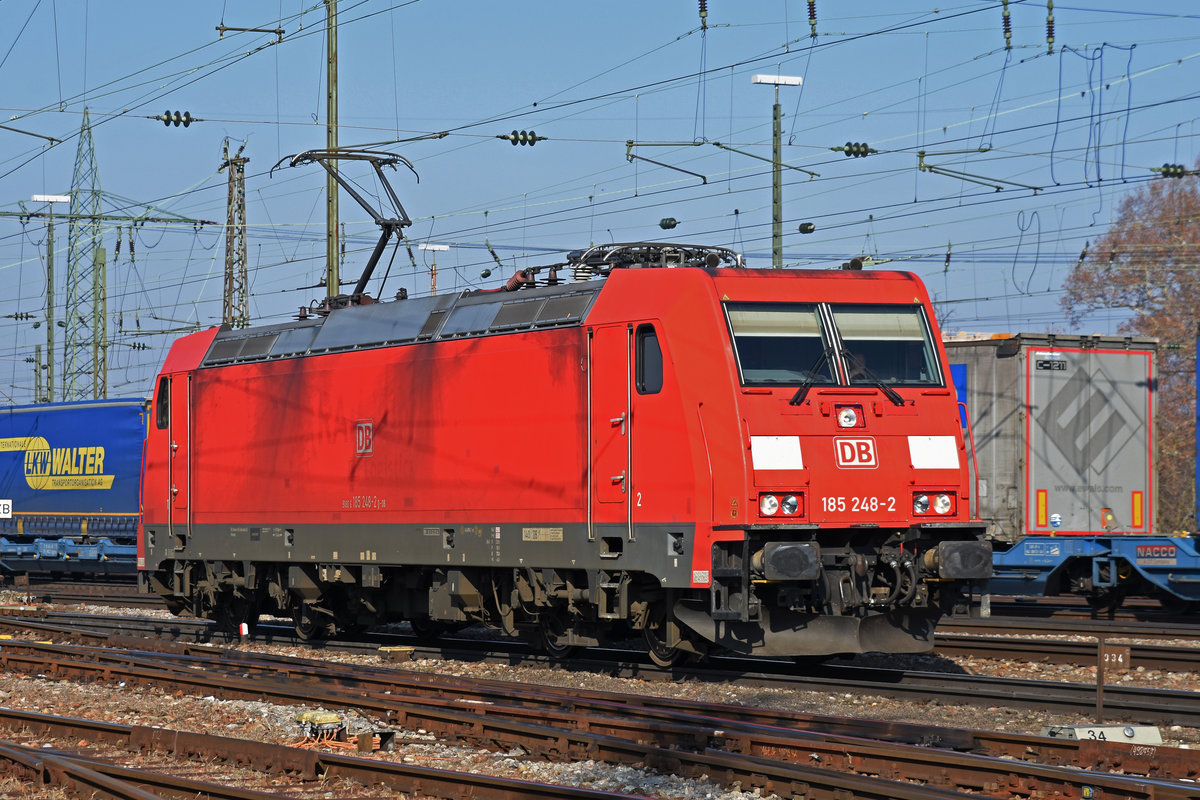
522, 527, 563, 542
342, 495, 388, 510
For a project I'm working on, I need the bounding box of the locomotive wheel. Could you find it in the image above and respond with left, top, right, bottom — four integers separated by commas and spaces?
213, 597, 259, 634
293, 605, 333, 641
643, 608, 684, 668
410, 618, 455, 640
537, 614, 579, 659
162, 596, 193, 617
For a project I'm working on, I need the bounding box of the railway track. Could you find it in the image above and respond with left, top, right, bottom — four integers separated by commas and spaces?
14, 580, 1200, 647
975, 595, 1195, 623
934, 631, 1200, 672
0, 706, 651, 800
0, 634, 1197, 800
17, 580, 1200, 643
4, 607, 1200, 727
942, 614, 1200, 639
0, 578, 160, 610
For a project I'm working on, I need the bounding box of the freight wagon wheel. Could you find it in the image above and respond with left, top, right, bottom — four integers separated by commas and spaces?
1084, 589, 1125, 615
1155, 592, 1199, 615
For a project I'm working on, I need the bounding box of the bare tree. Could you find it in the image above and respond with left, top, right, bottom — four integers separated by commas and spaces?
1062, 171, 1199, 532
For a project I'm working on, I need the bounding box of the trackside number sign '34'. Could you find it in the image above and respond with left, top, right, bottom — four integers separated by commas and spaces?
834, 437, 877, 468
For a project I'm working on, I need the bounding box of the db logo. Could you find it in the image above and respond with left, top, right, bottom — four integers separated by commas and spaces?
834, 437, 877, 468
355, 420, 374, 457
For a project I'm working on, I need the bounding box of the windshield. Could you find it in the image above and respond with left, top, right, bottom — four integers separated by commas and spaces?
833, 304, 941, 386
726, 303, 835, 384
725, 301, 942, 387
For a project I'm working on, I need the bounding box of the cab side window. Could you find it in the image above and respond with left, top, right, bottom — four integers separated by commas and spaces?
636, 324, 663, 395
155, 377, 170, 430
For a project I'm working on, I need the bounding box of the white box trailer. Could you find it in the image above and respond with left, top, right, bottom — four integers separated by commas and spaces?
943, 334, 1187, 611
945, 333, 1156, 542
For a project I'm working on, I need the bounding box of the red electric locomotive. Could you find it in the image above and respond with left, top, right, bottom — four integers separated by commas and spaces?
139, 151, 990, 662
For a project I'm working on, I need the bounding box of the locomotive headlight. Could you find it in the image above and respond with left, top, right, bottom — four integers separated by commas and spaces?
759, 494, 780, 516
933, 493, 954, 515
781, 494, 799, 515
913, 493, 930, 515
836, 406, 858, 428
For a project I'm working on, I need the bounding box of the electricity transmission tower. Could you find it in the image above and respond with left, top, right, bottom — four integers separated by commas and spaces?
220, 139, 250, 328
64, 108, 106, 400
3, 110, 217, 402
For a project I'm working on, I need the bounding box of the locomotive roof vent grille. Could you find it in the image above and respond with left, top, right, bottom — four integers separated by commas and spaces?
206, 338, 245, 364
203, 333, 282, 366
484, 292, 595, 333
417, 309, 447, 340
270, 326, 320, 358
489, 298, 545, 332
533, 293, 593, 326
440, 303, 501, 338
239, 334, 279, 360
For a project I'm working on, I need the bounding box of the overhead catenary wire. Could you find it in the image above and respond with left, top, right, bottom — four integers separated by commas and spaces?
1, 3, 1198, 402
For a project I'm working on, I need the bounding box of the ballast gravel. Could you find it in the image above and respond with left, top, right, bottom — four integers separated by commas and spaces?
0, 596, 1197, 799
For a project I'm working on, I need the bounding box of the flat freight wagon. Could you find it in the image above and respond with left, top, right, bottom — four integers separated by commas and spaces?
946, 334, 1197, 611
0, 398, 147, 576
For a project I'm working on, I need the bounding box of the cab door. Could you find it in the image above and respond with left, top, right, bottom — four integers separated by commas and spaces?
165, 374, 192, 542
589, 325, 631, 536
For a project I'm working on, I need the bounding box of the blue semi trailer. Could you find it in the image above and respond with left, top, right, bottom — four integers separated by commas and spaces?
0, 399, 147, 576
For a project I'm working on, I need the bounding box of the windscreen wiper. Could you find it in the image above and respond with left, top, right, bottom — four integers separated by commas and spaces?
842, 347, 905, 406
789, 347, 835, 406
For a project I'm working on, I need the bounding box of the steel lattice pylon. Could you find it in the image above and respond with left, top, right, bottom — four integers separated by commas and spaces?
221, 139, 250, 329
64, 108, 107, 400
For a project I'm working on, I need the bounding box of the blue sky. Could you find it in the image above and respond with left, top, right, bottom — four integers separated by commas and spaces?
2, 1, 1199, 402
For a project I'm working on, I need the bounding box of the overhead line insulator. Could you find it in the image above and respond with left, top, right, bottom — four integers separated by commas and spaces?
1046, 1, 1055, 54
833, 142, 876, 158
1002, 0, 1012, 51
498, 130, 544, 146
1155, 163, 1191, 178
154, 110, 199, 128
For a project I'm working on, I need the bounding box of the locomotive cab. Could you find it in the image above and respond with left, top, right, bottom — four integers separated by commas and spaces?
569, 250, 992, 661
667, 287, 992, 657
